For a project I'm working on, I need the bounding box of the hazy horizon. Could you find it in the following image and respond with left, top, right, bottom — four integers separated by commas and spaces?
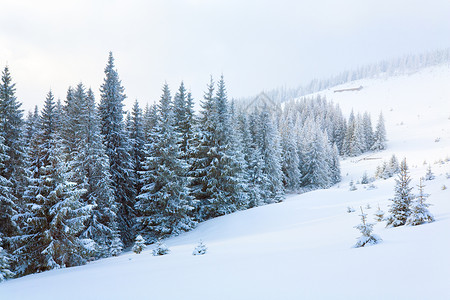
1, 0, 450, 112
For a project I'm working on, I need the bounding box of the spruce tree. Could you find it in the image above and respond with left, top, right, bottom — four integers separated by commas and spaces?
354, 207, 381, 248
19, 91, 93, 275
136, 84, 195, 240
279, 115, 301, 191
0, 67, 25, 252
0, 237, 14, 282
190, 77, 249, 219
99, 52, 136, 245
406, 178, 434, 225
129, 100, 146, 195
66, 86, 119, 257
371, 112, 387, 151
132, 235, 146, 254
255, 107, 284, 202
386, 158, 413, 227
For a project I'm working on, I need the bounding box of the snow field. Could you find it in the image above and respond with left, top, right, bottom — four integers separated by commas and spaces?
1, 64, 450, 299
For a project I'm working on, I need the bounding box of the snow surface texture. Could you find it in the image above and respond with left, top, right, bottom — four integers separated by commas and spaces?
1, 65, 450, 299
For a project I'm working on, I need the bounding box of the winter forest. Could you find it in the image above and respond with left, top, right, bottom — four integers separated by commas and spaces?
0, 52, 387, 279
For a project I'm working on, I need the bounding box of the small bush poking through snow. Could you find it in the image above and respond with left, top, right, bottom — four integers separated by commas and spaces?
425, 165, 435, 181
349, 180, 357, 191
354, 207, 382, 248
347, 206, 355, 213
374, 204, 385, 222
365, 203, 371, 209
152, 241, 170, 256
442, 185, 447, 190
192, 240, 207, 256
361, 172, 369, 184
132, 235, 146, 254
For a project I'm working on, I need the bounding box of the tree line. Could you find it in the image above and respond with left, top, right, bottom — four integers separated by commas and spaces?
0, 52, 386, 279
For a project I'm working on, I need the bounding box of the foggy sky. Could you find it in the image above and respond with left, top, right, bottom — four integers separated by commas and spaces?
1, 0, 449, 112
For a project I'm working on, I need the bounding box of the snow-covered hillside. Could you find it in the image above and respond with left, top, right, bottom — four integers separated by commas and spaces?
1, 65, 450, 300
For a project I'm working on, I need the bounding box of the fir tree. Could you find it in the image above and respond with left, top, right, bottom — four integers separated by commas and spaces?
374, 204, 385, 222
386, 158, 413, 227
66, 86, 119, 257
279, 115, 301, 191
129, 100, 146, 195
110, 230, 123, 257
354, 207, 381, 248
132, 235, 146, 254
256, 107, 284, 202
99, 52, 136, 245
152, 240, 170, 256
0, 237, 14, 282
192, 240, 207, 256
425, 165, 435, 181
18, 91, 93, 275
136, 84, 195, 240
371, 112, 387, 151
0, 66, 26, 203
406, 178, 434, 225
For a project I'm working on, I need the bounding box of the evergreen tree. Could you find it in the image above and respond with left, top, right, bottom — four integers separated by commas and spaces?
136, 84, 195, 240
18, 91, 93, 275
362, 112, 374, 151
256, 107, 284, 202
374, 204, 385, 222
0, 134, 17, 243
406, 178, 434, 225
192, 240, 207, 255
152, 240, 170, 256
132, 235, 146, 254
0, 66, 26, 199
190, 77, 249, 220
238, 112, 267, 208
279, 115, 301, 191
371, 112, 387, 151
65, 86, 119, 257
109, 229, 123, 257
99, 52, 136, 245
129, 100, 146, 195
386, 158, 413, 227
425, 165, 435, 181
0, 237, 14, 282
354, 207, 381, 248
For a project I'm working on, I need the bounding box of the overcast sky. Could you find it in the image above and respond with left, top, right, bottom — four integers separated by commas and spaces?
1, 0, 450, 112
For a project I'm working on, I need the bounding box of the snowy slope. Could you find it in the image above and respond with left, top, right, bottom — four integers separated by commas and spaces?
1, 65, 450, 300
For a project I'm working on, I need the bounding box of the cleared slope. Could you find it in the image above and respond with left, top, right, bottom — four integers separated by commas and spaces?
1, 65, 450, 300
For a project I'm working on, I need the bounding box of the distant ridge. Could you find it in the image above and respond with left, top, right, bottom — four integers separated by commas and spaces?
238, 48, 450, 106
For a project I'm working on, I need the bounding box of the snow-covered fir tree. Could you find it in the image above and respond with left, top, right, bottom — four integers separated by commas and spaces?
386, 158, 413, 227
371, 112, 387, 151
109, 230, 123, 257
152, 240, 170, 256
62, 85, 119, 258
279, 115, 301, 191
255, 107, 284, 202
132, 235, 146, 254
99, 52, 136, 246
129, 100, 146, 195
192, 240, 207, 256
0, 66, 26, 205
18, 91, 93, 275
0, 237, 14, 282
190, 77, 248, 220
354, 207, 381, 248
406, 178, 434, 226
425, 165, 435, 181
0, 134, 17, 251
136, 83, 195, 240
238, 112, 267, 208
374, 204, 385, 222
